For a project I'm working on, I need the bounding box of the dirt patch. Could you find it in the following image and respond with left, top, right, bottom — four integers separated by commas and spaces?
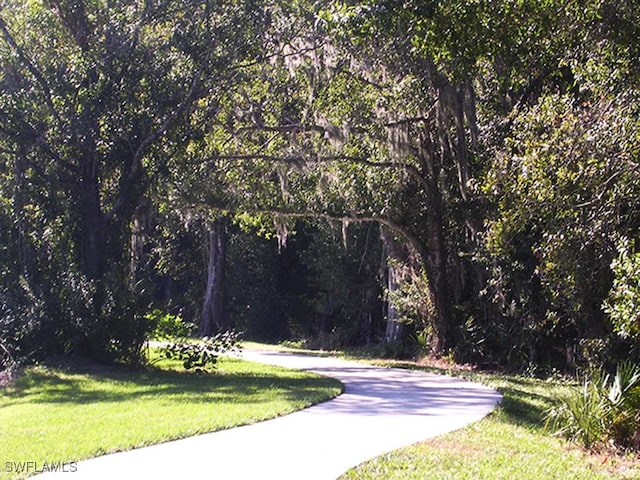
573, 445, 640, 479
416, 354, 476, 372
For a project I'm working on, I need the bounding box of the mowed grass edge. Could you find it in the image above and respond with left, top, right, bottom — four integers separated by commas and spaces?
337, 358, 640, 480
0, 351, 342, 480
244, 344, 639, 479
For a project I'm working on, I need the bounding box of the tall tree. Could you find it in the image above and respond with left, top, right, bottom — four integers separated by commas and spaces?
163, 0, 466, 353
192, 0, 640, 365
200, 216, 229, 336
0, 0, 268, 363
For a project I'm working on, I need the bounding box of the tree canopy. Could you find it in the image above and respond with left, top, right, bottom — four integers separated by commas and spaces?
1, 0, 639, 371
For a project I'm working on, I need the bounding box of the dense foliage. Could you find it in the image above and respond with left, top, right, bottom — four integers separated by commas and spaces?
1, 0, 639, 382
0, 0, 269, 364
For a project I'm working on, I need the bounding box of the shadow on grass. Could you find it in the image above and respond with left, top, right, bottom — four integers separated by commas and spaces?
340, 351, 560, 432
495, 386, 556, 428
0, 358, 342, 410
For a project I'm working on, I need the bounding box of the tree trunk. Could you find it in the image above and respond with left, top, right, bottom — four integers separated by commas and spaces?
130, 198, 152, 288
423, 215, 450, 355
199, 217, 228, 336
381, 229, 409, 344
419, 131, 453, 356
13, 147, 36, 283
77, 153, 107, 282
384, 262, 405, 344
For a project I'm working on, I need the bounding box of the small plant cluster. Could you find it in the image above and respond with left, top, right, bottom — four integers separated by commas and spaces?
146, 309, 195, 340
546, 361, 640, 452
162, 331, 242, 373
604, 237, 640, 341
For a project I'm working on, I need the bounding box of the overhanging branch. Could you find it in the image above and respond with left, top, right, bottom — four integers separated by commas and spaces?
186, 200, 429, 264
204, 152, 430, 191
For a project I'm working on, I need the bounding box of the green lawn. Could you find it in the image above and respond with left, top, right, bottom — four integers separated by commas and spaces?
0, 352, 342, 480
3, 344, 638, 480
339, 360, 640, 480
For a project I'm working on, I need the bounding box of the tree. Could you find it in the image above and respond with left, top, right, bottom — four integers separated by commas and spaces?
0, 0, 269, 363
479, 1, 640, 368
4, 0, 637, 370
200, 216, 229, 336
163, 0, 456, 353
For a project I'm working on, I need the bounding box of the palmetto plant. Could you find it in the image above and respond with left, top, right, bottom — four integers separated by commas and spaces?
604, 362, 640, 448
546, 362, 640, 451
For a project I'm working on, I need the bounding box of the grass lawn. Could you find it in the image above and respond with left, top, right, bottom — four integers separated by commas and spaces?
338, 357, 640, 480
0, 350, 342, 480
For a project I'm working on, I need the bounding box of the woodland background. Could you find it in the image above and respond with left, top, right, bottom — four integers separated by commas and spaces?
1, 0, 639, 373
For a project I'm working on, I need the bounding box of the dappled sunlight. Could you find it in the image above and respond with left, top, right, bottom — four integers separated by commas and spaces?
0, 356, 341, 474
18, 350, 500, 480
1, 358, 339, 407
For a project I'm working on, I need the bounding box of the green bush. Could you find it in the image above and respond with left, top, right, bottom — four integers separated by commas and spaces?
161, 331, 242, 373
146, 309, 195, 340
546, 361, 640, 451
603, 237, 640, 342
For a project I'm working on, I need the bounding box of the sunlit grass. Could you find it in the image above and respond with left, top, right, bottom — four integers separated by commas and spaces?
0, 350, 342, 480
231, 343, 640, 478
338, 360, 640, 480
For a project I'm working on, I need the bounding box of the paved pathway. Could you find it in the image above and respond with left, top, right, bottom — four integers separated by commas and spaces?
37, 350, 502, 479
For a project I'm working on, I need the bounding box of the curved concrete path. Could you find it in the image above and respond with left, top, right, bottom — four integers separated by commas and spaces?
37, 350, 502, 479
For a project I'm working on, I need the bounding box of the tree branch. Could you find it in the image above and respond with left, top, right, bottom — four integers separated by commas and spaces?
204, 152, 430, 191
110, 71, 204, 219
574, 170, 626, 208
0, 15, 62, 125
0, 110, 75, 174
184, 200, 429, 264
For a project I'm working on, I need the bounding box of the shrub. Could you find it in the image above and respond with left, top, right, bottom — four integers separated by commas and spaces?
606, 362, 640, 449
546, 361, 640, 451
603, 237, 640, 342
146, 309, 195, 340
161, 331, 242, 373
0, 297, 33, 371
